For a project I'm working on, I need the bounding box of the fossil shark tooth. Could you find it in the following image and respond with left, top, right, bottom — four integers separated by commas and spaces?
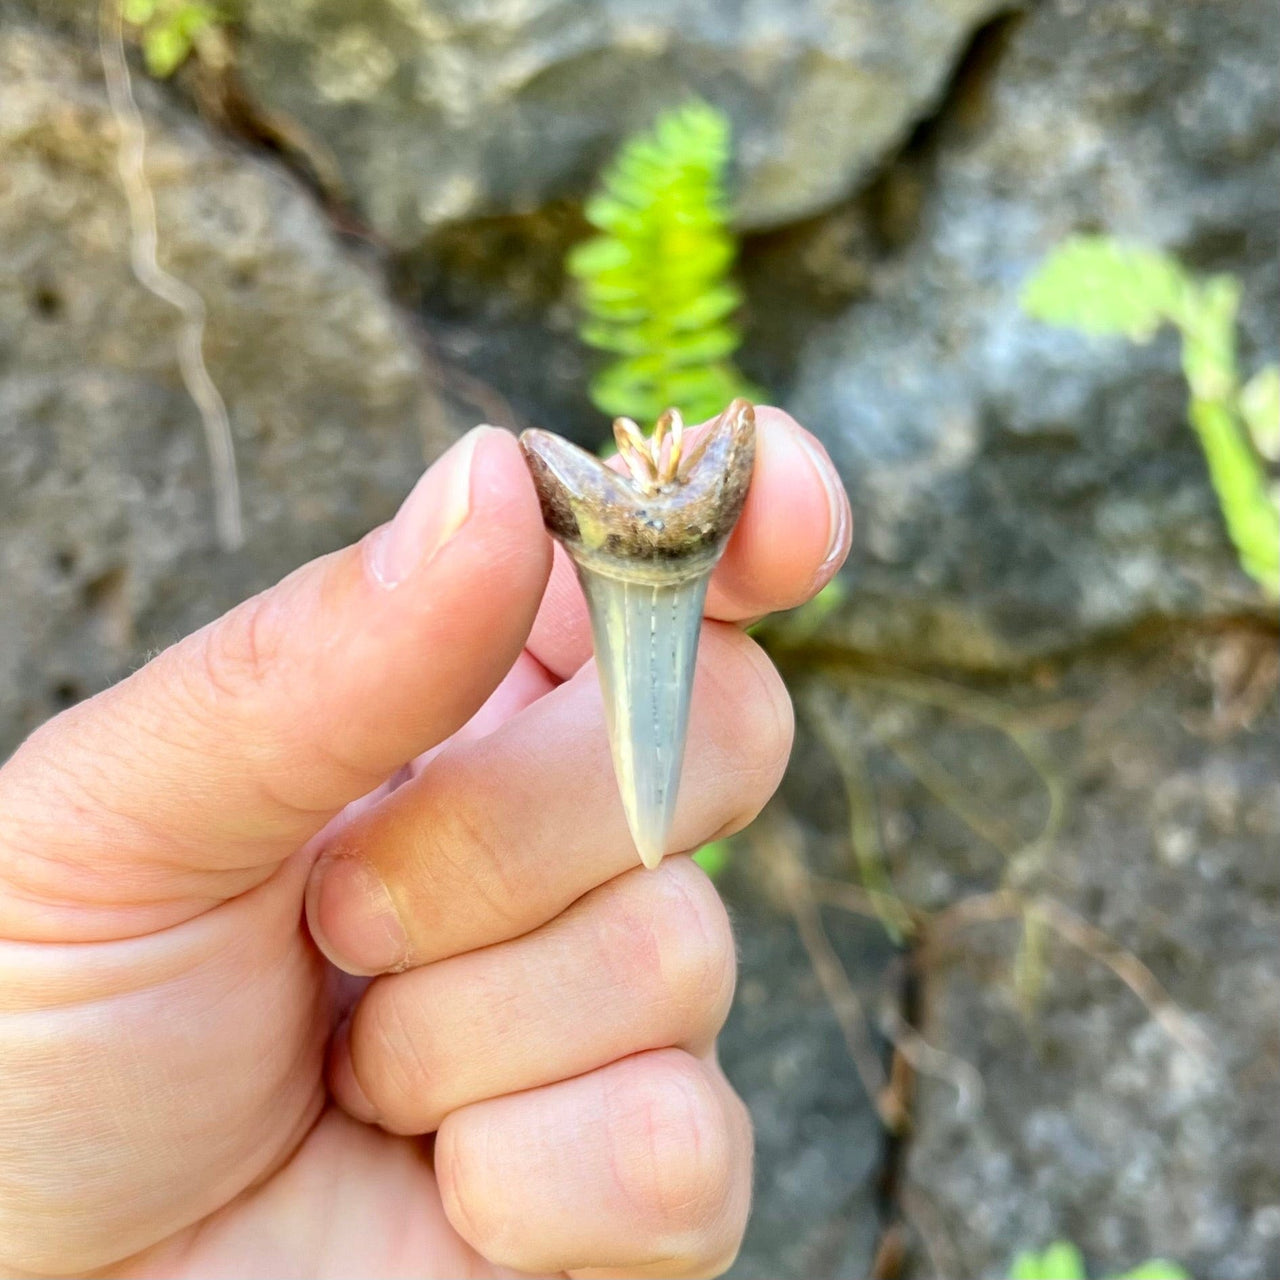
520, 399, 757, 869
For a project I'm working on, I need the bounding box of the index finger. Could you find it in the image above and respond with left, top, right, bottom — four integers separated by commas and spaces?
524, 407, 851, 679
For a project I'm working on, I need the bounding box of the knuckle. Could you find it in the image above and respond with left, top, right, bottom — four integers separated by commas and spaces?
191, 589, 285, 708
352, 982, 442, 1129
0, 710, 173, 915
417, 772, 525, 935
606, 1051, 736, 1243
618, 860, 736, 1034
435, 1114, 513, 1262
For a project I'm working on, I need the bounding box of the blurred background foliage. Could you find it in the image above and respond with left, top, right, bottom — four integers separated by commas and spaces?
2, 1, 1278, 1277
1023, 236, 1279, 597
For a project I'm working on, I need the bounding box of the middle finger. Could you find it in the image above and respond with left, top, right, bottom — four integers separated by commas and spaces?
305, 621, 792, 976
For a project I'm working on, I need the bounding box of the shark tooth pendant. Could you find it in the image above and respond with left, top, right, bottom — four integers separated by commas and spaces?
520, 399, 756, 869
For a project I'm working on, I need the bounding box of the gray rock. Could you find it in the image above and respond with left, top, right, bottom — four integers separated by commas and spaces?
228, 0, 1007, 246
758, 6, 1280, 1271
0, 22, 460, 759
718, 837, 898, 1280
785, 0, 1280, 666
864, 641, 1280, 1278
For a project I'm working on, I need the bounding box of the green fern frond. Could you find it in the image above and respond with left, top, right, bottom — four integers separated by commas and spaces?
569, 100, 761, 428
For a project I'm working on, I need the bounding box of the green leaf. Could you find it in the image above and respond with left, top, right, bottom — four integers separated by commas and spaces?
692, 841, 731, 878
1190, 397, 1280, 596
123, 0, 159, 22
1011, 1242, 1190, 1280
1026, 235, 1279, 599
579, 322, 644, 357
1179, 274, 1240, 404
1240, 363, 1280, 461
143, 23, 194, 76
665, 325, 743, 366
588, 366, 663, 423
175, 1, 220, 40
1113, 1261, 1191, 1280
128, 0, 221, 76
581, 194, 645, 236
566, 236, 632, 279
1010, 1251, 1045, 1280
1010, 1241, 1088, 1280
664, 284, 743, 333
1021, 235, 1189, 341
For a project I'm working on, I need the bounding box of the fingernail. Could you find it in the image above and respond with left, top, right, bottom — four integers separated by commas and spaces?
329, 1019, 379, 1124
368, 426, 491, 587
307, 855, 408, 976
794, 430, 851, 578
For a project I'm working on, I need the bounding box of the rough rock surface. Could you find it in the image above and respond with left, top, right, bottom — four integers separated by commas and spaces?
229, 0, 1006, 245
0, 22, 459, 758
782, 0, 1280, 666
869, 641, 1280, 1279
718, 878, 894, 1280
766, 629, 1280, 1278
757, 3, 1280, 1274
371, 0, 1280, 667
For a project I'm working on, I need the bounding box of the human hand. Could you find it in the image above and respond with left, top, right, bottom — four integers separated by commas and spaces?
0, 409, 850, 1279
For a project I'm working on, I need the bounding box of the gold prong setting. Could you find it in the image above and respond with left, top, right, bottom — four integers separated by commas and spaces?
612, 408, 685, 494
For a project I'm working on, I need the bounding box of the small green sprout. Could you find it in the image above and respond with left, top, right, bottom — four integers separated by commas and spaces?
1011, 1240, 1089, 1280
123, 0, 222, 78
1010, 1240, 1190, 1280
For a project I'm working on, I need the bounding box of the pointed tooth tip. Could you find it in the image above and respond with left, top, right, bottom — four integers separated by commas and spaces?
635, 837, 666, 870
623, 784, 677, 871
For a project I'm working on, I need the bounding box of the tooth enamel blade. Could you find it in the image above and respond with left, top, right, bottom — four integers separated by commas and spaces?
578, 568, 710, 869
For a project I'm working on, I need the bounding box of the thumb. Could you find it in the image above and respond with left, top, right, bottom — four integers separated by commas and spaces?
0, 427, 551, 943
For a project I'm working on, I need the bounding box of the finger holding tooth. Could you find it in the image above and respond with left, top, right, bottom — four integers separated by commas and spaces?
524, 405, 850, 681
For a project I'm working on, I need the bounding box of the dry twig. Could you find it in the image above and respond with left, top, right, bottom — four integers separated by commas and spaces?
99, 0, 243, 550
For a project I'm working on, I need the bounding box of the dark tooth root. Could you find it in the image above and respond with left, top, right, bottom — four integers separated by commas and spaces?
518, 401, 756, 571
